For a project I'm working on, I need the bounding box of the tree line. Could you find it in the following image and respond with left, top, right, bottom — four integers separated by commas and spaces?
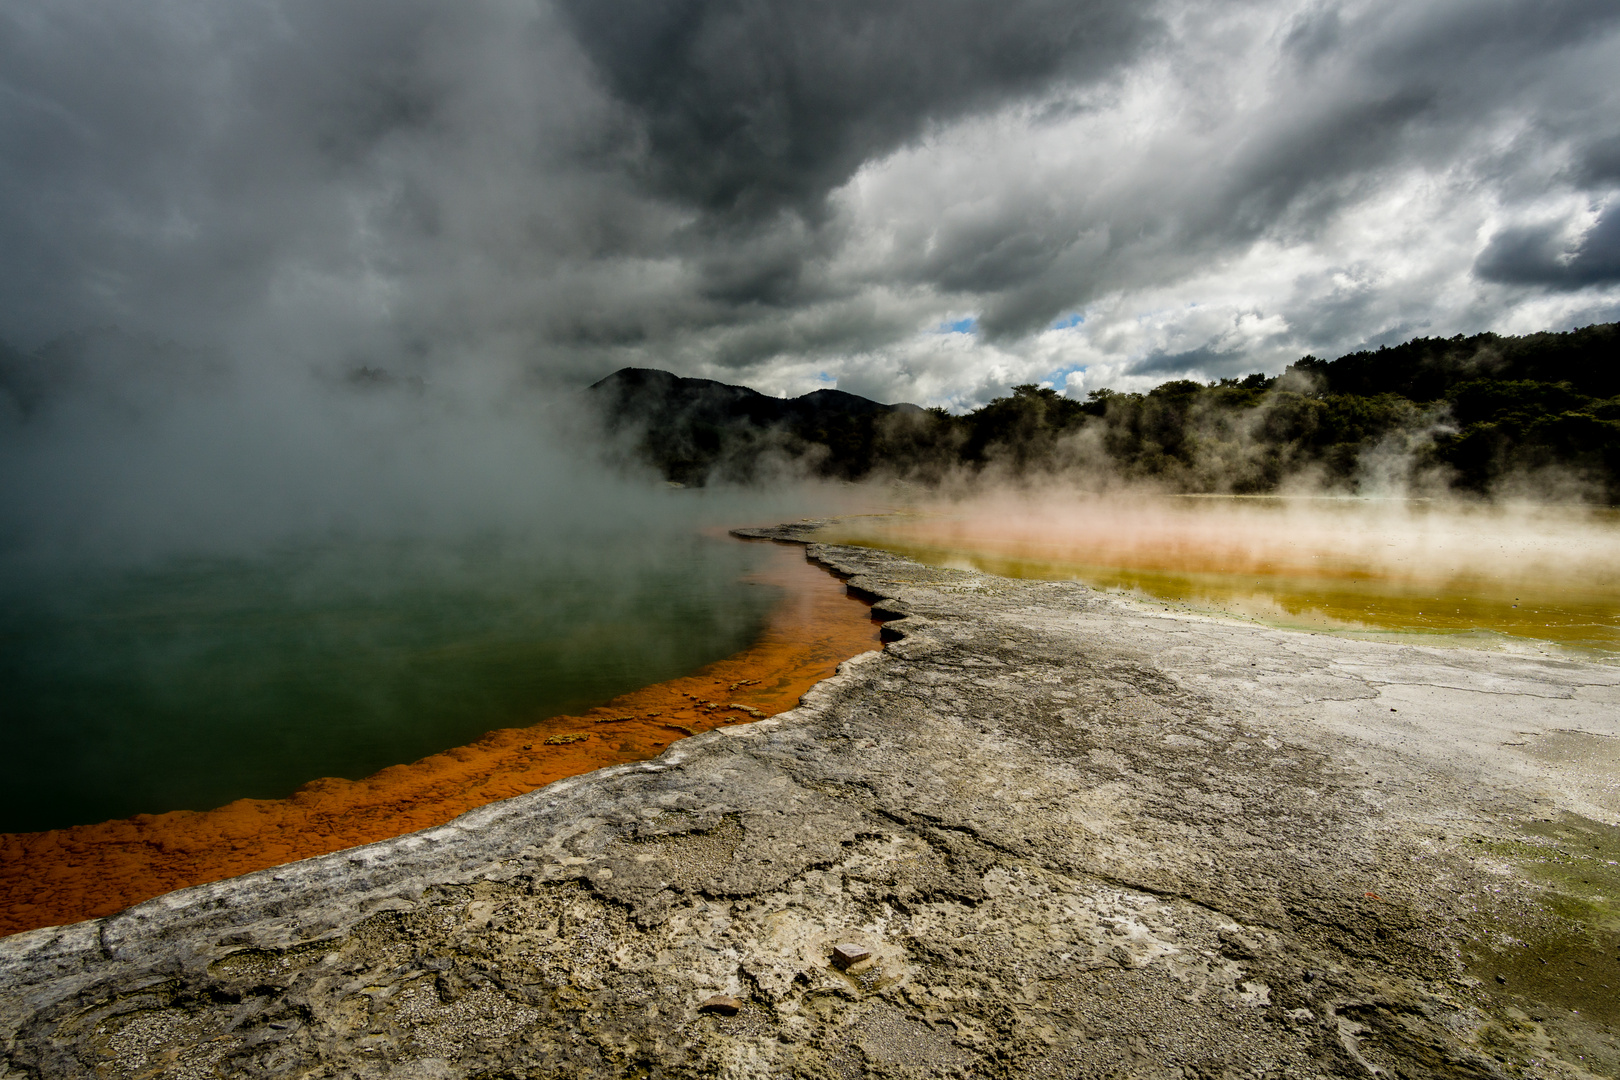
591, 322, 1620, 500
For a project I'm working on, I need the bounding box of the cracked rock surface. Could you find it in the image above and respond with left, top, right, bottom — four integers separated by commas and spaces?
3, 525, 1619, 1078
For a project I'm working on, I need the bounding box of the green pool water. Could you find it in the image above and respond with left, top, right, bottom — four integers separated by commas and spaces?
0, 531, 781, 833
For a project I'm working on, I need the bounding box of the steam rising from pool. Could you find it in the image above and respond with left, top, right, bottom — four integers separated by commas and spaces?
823, 494, 1620, 651
0, 345, 867, 832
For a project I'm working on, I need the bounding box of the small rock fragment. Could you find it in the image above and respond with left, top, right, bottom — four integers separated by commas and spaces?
1108, 944, 1143, 969
1495, 974, 1508, 985
1218, 927, 1260, 959
698, 995, 742, 1015
832, 943, 872, 970
544, 733, 590, 745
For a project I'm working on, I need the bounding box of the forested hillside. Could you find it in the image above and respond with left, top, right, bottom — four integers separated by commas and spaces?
587, 367, 922, 486
592, 322, 1620, 498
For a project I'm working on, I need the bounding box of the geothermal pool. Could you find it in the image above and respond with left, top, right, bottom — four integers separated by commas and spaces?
821, 496, 1620, 654
0, 531, 881, 936
8, 493, 1615, 938
0, 531, 788, 834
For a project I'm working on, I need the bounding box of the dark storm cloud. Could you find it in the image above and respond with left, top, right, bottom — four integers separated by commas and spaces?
0, 0, 1163, 379
1475, 208, 1620, 289
920, 209, 1085, 297
1472, 124, 1620, 292
1133, 346, 1232, 378
1574, 133, 1620, 187
554, 0, 1158, 220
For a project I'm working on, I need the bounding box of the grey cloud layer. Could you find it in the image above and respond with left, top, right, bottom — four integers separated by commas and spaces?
1476, 205, 1620, 289
555, 0, 1155, 219
2, 0, 1619, 409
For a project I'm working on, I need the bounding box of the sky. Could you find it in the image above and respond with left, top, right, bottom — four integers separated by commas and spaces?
2, 0, 1619, 415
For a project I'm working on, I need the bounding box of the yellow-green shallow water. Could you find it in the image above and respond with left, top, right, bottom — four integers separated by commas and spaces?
819, 502, 1620, 656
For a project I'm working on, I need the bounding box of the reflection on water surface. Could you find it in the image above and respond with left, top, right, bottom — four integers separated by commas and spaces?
821, 496, 1620, 654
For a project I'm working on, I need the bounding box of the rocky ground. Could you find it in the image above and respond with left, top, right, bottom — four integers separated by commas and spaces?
2, 525, 1618, 1079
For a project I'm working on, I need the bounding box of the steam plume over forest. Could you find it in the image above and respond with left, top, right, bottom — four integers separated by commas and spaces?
591, 321, 1620, 500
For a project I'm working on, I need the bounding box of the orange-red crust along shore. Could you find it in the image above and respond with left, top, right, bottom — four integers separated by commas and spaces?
0, 540, 879, 939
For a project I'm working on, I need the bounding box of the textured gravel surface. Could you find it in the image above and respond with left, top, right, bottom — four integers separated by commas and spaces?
2, 524, 1618, 1079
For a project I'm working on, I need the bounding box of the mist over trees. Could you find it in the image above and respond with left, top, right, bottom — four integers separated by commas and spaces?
589, 322, 1620, 501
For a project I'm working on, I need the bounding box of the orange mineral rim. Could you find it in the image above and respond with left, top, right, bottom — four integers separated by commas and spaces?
0, 538, 879, 939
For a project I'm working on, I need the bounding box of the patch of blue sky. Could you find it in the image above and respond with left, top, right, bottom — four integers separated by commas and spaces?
1043, 363, 1086, 394
939, 316, 978, 334
1050, 313, 1084, 330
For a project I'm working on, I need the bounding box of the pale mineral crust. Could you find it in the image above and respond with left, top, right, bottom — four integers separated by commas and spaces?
2, 526, 1618, 1079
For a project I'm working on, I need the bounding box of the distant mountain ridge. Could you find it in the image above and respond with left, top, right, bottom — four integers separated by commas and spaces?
587, 367, 924, 484
589, 366, 919, 419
